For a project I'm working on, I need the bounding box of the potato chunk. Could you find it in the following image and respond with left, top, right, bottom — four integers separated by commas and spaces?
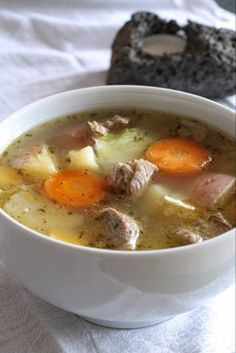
67, 146, 98, 171
0, 166, 22, 187
3, 190, 83, 234
14, 146, 58, 179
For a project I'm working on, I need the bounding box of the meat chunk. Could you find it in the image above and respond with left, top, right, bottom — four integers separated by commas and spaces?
176, 229, 204, 245
87, 115, 129, 137
102, 115, 129, 130
208, 212, 232, 230
187, 173, 235, 209
109, 159, 157, 196
97, 208, 140, 250
87, 121, 109, 137
176, 211, 231, 245
171, 119, 207, 142
199, 212, 232, 234
109, 162, 134, 193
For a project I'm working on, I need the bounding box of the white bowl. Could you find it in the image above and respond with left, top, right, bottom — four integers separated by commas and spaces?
0, 86, 235, 329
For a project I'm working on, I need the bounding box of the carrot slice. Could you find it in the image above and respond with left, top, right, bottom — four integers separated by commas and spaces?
44, 170, 106, 207
146, 138, 211, 175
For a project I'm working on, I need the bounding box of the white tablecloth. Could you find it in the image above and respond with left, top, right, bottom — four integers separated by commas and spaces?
0, 1, 235, 352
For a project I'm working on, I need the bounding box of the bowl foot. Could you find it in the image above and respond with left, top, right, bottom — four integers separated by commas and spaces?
78, 315, 173, 329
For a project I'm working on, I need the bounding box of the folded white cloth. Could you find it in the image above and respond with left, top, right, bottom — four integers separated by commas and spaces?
0, 1, 235, 352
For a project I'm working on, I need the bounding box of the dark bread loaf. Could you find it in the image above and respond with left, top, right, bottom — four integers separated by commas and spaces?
107, 12, 236, 99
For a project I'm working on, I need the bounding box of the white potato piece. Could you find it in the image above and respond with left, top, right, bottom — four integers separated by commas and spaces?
0, 166, 23, 187
15, 146, 58, 179
3, 190, 83, 234
67, 146, 99, 171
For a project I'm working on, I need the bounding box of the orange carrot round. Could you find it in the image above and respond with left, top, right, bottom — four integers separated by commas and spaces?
44, 170, 106, 207
146, 138, 211, 175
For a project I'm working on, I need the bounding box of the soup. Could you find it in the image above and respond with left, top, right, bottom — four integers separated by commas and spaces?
0, 109, 235, 250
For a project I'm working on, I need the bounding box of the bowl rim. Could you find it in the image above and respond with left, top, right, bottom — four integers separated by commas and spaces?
0, 85, 235, 257
0, 85, 235, 124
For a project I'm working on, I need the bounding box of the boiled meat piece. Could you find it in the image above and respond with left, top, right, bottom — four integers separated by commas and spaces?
87, 115, 130, 137
109, 159, 157, 196
97, 207, 140, 250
